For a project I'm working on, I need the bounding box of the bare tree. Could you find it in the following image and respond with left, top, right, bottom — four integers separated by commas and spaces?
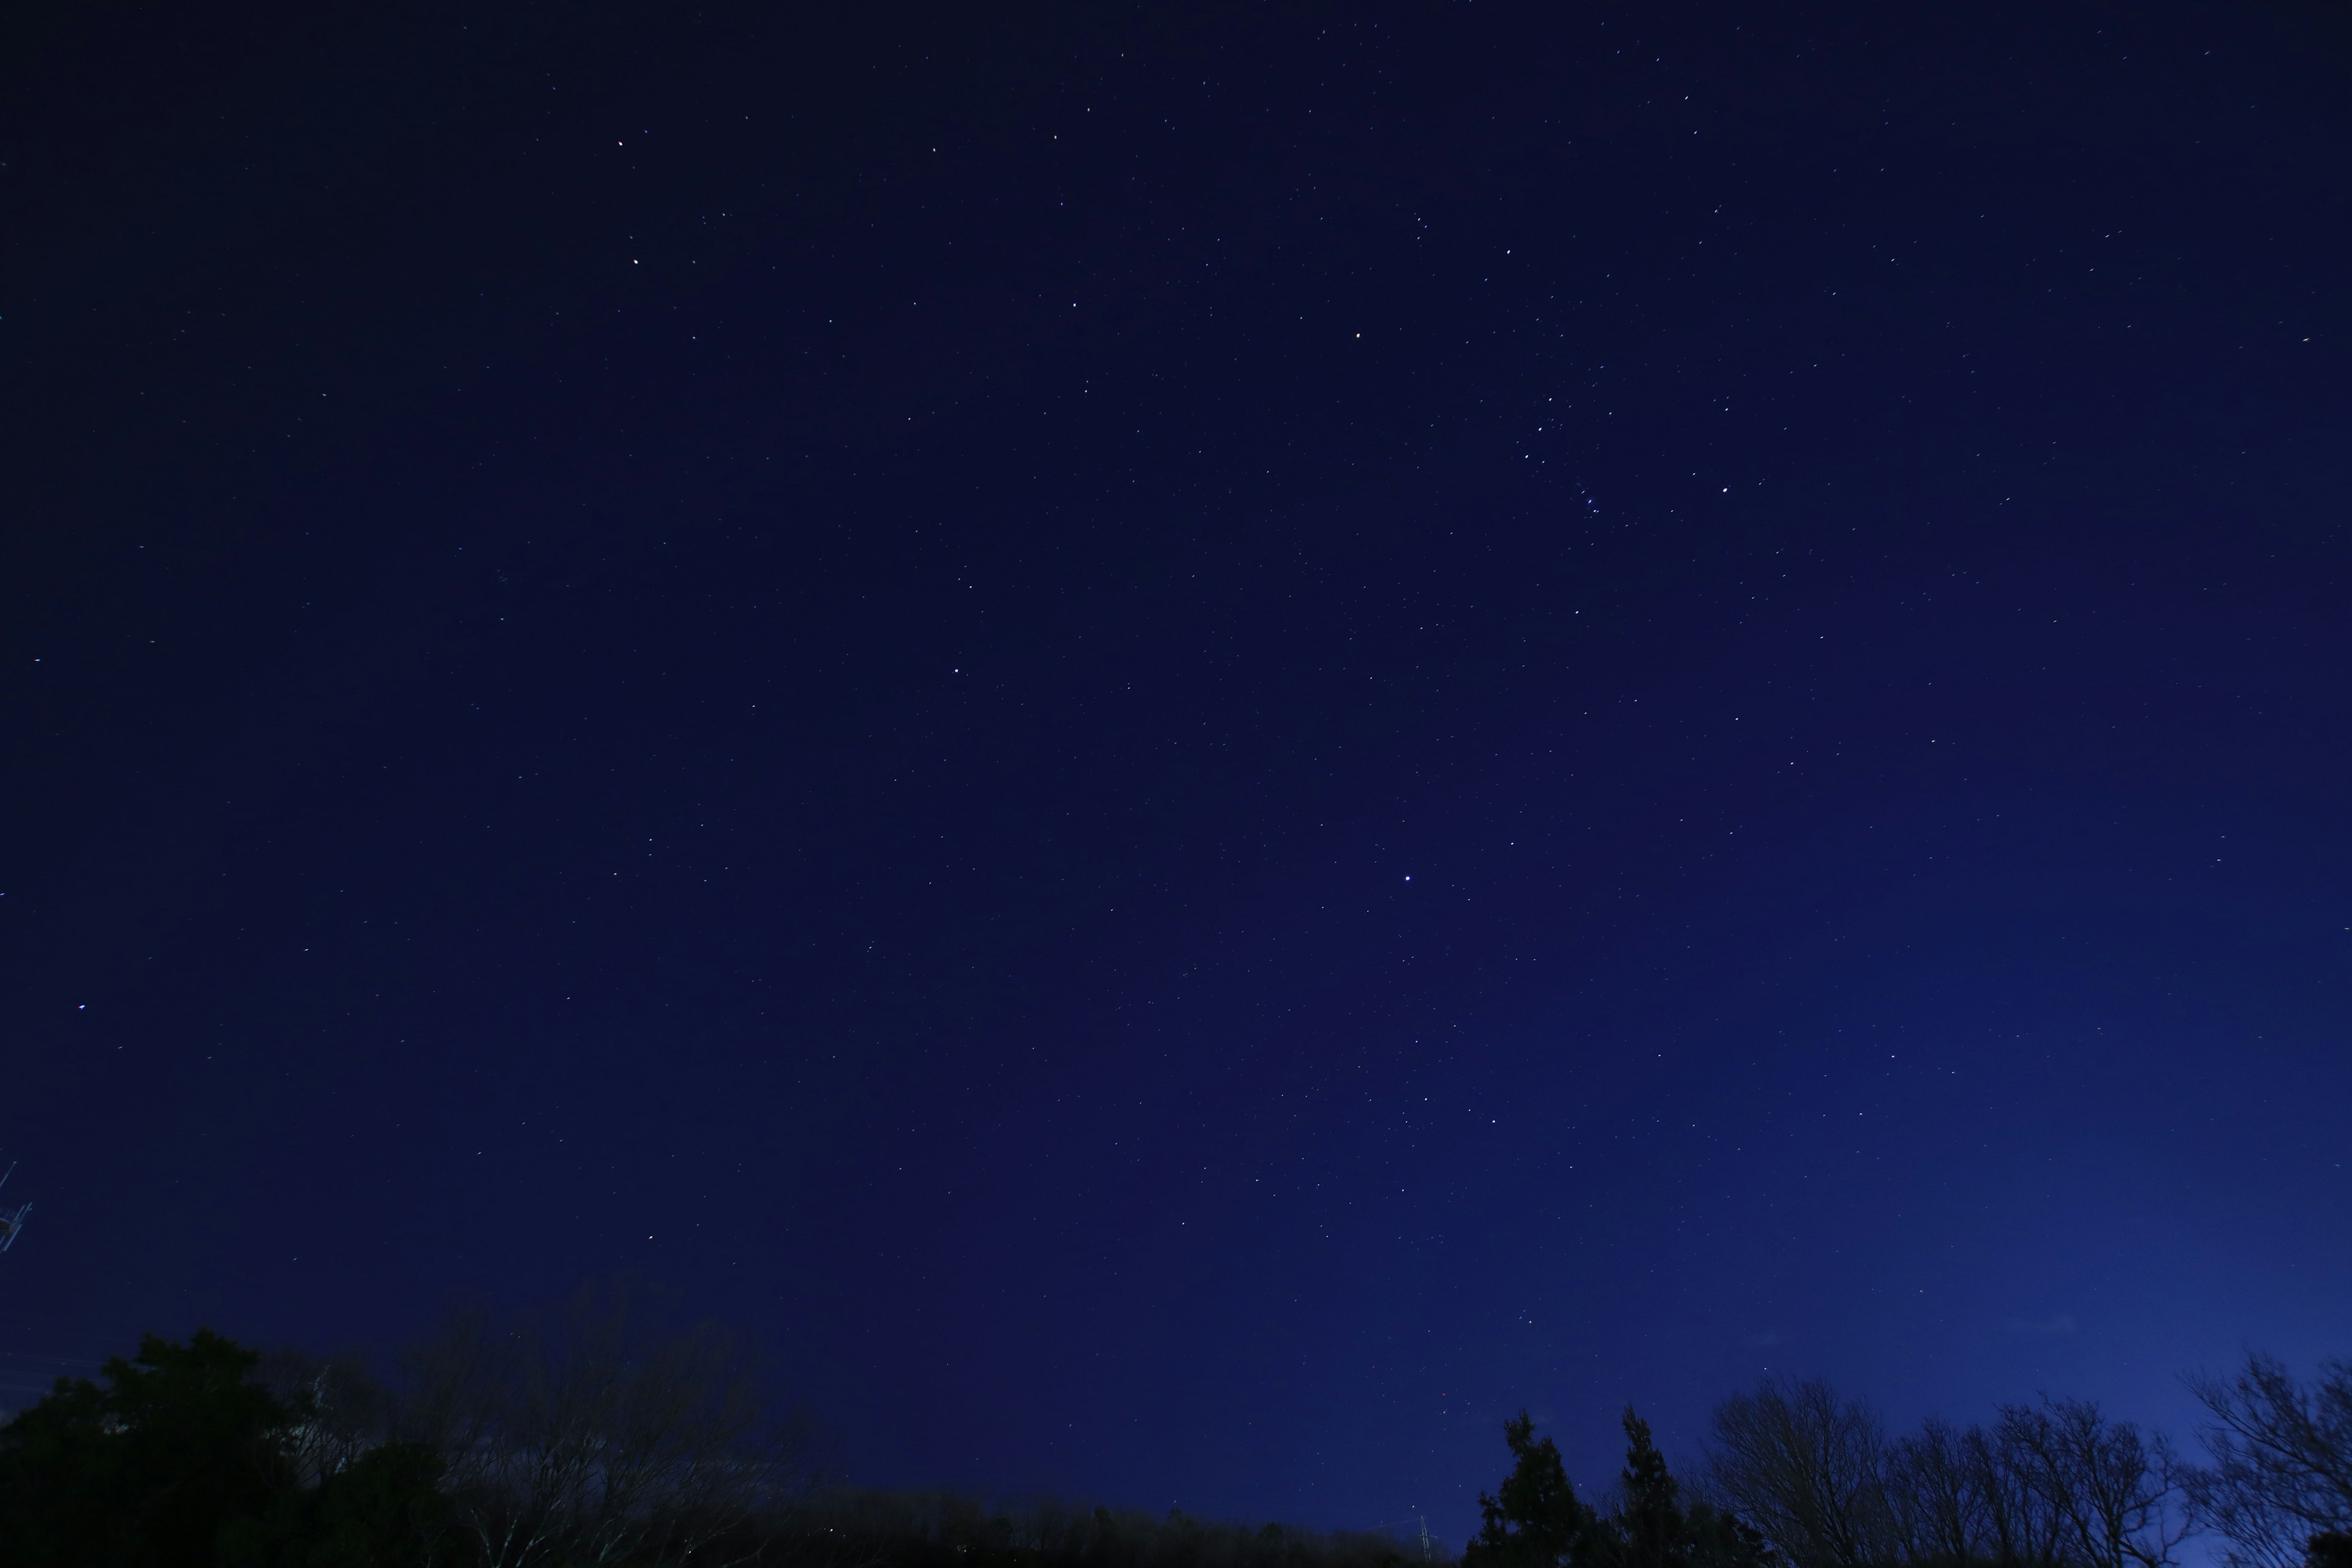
1961, 1420, 2065, 1568
1883, 1418, 1989, 1568
1994, 1400, 2190, 1568
1705, 1378, 1893, 1568
2184, 1355, 2352, 1568
258, 1345, 396, 1486
1708, 1384, 2192, 1568
402, 1278, 807, 1568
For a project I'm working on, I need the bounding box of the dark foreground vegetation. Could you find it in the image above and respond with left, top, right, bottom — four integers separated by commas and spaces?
0, 1282, 1420, 1568
763, 1493, 1421, 1568
1471, 1364, 2352, 1568
0, 1283, 2343, 1568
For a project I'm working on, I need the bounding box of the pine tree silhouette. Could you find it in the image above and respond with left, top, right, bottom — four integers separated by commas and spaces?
1466, 1411, 1598, 1568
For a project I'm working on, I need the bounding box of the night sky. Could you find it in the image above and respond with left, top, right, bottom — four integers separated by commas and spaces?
4, 0, 2348, 1542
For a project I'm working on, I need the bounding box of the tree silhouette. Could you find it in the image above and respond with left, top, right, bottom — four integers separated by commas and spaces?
2186, 1354, 2352, 1568
1467, 1411, 1597, 1568
1596, 1408, 1771, 1568
1612, 1409, 1687, 1568
0, 1330, 297, 1567
218, 1442, 449, 1567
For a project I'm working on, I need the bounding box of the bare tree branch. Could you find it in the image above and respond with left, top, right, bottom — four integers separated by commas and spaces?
2184, 1355, 2352, 1568
399, 1279, 809, 1568
1704, 1378, 1893, 1568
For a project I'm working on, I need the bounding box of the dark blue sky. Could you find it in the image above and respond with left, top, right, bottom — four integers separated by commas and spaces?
3, 0, 2347, 1542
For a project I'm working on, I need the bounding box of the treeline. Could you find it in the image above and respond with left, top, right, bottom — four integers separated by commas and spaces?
0, 1281, 1422, 1568
0, 1280, 799, 1568
1466, 1362, 2352, 1568
764, 1492, 1422, 1568
1, 1284, 2346, 1568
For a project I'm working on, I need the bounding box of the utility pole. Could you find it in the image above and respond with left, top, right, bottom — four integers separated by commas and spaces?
0, 1164, 29, 1253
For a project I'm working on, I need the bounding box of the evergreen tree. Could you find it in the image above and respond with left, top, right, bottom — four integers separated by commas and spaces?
1611, 1409, 1689, 1568
0, 1329, 445, 1568
1569, 1405, 1774, 1568
0, 1330, 298, 1567
1466, 1411, 1598, 1568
